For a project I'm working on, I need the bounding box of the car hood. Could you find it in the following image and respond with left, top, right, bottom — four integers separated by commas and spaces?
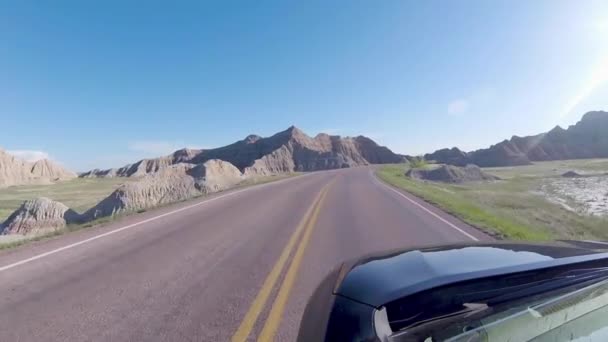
334, 241, 608, 307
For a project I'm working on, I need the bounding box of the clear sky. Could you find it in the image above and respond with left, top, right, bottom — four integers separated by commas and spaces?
2, 1, 608, 171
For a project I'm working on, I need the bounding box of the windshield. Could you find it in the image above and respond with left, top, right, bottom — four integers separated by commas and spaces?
443, 278, 608, 342
388, 269, 608, 341
1, 2, 608, 342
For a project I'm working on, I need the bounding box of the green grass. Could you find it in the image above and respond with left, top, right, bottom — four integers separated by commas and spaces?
0, 213, 126, 250
0, 173, 302, 249
0, 230, 63, 250
408, 157, 428, 169
483, 158, 608, 179
0, 178, 136, 249
377, 161, 608, 241
0, 178, 131, 222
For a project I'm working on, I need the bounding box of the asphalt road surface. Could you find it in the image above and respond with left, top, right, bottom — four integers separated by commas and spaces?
0, 167, 491, 341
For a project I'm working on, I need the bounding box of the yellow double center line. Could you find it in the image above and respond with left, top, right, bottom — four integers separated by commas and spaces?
232, 182, 332, 342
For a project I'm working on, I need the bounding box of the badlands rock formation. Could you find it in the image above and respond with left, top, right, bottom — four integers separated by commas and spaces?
425, 111, 608, 167
0, 149, 76, 187
3, 126, 404, 235
2, 160, 244, 235
406, 164, 500, 183
81, 126, 404, 178
1, 197, 80, 235
84, 159, 242, 220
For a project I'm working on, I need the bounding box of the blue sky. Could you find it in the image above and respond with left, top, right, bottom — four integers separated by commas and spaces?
1, 1, 607, 171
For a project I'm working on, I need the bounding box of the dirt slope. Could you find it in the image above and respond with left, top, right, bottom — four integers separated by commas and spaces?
406, 164, 500, 183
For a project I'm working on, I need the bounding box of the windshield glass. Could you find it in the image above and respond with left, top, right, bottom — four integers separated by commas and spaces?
443, 278, 608, 341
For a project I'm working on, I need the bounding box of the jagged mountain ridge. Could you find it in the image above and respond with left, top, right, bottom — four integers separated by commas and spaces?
0, 149, 76, 187
81, 126, 404, 177
425, 111, 608, 167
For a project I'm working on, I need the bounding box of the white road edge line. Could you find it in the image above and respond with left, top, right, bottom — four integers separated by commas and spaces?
582, 240, 608, 245
371, 170, 479, 241
0, 174, 312, 273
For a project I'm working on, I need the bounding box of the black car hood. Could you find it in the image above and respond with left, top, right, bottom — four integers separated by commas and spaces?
334, 241, 608, 308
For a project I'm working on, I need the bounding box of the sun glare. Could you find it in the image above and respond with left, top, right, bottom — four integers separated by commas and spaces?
560, 58, 608, 120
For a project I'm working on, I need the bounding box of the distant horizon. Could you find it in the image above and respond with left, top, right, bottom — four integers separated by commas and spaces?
2, 1, 607, 170
3, 109, 605, 172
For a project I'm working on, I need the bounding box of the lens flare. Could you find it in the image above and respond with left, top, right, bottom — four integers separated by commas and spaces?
560, 58, 608, 119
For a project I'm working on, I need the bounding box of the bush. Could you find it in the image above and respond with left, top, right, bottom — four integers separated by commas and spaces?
409, 157, 428, 169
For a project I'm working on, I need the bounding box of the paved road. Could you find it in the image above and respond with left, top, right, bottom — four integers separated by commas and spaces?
0, 167, 490, 341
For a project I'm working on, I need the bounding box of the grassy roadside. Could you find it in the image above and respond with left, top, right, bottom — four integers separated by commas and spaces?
0, 173, 301, 250
0, 178, 131, 222
376, 165, 551, 241
0, 212, 133, 251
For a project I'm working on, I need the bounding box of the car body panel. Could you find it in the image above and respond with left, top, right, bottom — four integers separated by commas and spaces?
335, 242, 606, 307
298, 241, 608, 341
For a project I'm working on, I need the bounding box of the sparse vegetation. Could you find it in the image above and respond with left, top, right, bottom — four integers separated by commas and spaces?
0, 177, 131, 222
0, 178, 134, 249
408, 156, 428, 169
0, 172, 301, 249
377, 160, 608, 241
0, 213, 126, 250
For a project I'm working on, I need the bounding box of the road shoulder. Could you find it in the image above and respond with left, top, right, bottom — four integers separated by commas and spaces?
372, 168, 494, 242
0, 173, 310, 267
